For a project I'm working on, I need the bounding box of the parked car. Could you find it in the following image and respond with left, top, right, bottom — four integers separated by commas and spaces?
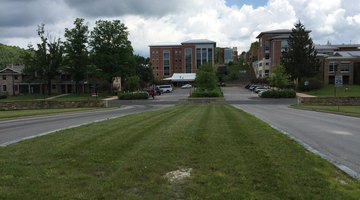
181, 84, 192, 89
218, 82, 226, 87
157, 85, 173, 93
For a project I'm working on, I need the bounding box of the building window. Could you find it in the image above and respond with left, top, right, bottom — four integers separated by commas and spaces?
208, 48, 213, 64
343, 75, 349, 84
341, 62, 350, 73
185, 48, 192, 73
14, 75, 18, 80
196, 48, 201, 68
52, 85, 57, 90
202, 48, 207, 64
14, 85, 18, 91
152, 51, 155, 54
2, 75, 5, 80
329, 75, 335, 84
2, 85, 6, 92
163, 50, 170, 76
329, 62, 338, 73
281, 40, 288, 52
156, 50, 159, 54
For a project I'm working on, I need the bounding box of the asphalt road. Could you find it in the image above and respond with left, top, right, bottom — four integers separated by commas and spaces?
223, 87, 360, 179
0, 104, 170, 147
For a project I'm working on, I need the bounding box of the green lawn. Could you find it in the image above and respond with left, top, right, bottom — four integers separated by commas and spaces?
0, 105, 359, 199
0, 93, 111, 102
306, 85, 360, 97
0, 94, 52, 101
0, 108, 102, 120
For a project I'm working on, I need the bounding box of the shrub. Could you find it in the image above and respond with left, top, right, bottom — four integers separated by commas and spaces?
118, 91, 149, 100
191, 87, 223, 98
260, 89, 296, 98
0, 93, 7, 99
298, 78, 323, 91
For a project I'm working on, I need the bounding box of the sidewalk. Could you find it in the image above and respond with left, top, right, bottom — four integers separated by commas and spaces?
103, 96, 118, 101
296, 93, 316, 97
46, 94, 70, 100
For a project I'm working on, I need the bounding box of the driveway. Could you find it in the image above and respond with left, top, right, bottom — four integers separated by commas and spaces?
223, 87, 360, 179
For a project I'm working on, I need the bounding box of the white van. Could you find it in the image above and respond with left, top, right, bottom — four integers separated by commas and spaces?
157, 85, 173, 93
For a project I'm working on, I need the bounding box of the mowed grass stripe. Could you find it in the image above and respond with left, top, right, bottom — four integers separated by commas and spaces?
0, 105, 359, 199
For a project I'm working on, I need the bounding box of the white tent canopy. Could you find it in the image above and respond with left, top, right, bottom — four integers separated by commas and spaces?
163, 73, 196, 82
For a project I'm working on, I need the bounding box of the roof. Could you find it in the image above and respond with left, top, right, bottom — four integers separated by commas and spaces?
0, 65, 24, 74
334, 51, 360, 57
163, 73, 196, 82
270, 34, 290, 40
315, 45, 339, 50
181, 39, 216, 45
149, 44, 182, 48
256, 29, 292, 38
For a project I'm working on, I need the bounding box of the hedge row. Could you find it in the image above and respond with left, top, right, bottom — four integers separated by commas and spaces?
260, 89, 296, 98
191, 87, 223, 98
118, 92, 149, 100
0, 93, 7, 99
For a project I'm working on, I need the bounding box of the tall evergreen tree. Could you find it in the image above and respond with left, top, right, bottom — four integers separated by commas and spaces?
64, 18, 89, 93
281, 21, 319, 83
89, 20, 134, 93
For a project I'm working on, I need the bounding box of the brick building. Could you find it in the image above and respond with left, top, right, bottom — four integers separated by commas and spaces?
253, 29, 292, 78
149, 39, 216, 79
316, 44, 360, 85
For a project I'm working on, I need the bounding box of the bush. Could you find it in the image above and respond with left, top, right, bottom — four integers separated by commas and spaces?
191, 87, 223, 97
260, 89, 296, 98
118, 91, 149, 100
298, 78, 323, 91
0, 92, 7, 99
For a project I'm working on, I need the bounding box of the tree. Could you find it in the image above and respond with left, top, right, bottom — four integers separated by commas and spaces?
64, 18, 89, 93
281, 21, 319, 84
89, 20, 134, 93
195, 63, 217, 90
267, 64, 289, 89
133, 55, 154, 88
23, 24, 63, 95
0, 44, 26, 69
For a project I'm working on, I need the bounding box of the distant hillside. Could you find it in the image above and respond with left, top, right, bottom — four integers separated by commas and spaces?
0, 44, 26, 69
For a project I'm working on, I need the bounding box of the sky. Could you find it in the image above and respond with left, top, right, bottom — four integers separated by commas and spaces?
1, 0, 360, 57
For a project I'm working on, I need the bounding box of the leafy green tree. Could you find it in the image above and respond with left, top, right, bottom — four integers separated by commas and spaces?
124, 75, 140, 92
195, 63, 217, 90
134, 55, 154, 88
64, 18, 89, 93
23, 24, 64, 95
89, 20, 134, 93
281, 21, 319, 83
0, 44, 26, 69
267, 64, 289, 89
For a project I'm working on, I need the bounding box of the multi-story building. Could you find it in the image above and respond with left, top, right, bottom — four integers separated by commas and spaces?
316, 44, 360, 85
253, 29, 292, 78
149, 39, 216, 79
0, 64, 98, 96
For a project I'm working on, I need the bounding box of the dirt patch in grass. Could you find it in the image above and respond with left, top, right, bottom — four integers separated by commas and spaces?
164, 168, 192, 183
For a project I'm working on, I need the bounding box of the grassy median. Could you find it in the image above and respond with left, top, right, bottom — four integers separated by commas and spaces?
0, 108, 104, 120
0, 104, 359, 199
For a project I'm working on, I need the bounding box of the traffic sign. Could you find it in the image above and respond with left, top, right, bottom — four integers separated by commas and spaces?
335, 75, 343, 87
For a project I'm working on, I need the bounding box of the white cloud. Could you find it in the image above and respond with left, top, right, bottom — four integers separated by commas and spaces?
1, 0, 360, 56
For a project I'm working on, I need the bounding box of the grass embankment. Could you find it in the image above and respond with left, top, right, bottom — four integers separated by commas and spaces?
306, 85, 360, 97
0, 105, 359, 199
293, 105, 360, 116
0, 93, 111, 102
0, 108, 102, 120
